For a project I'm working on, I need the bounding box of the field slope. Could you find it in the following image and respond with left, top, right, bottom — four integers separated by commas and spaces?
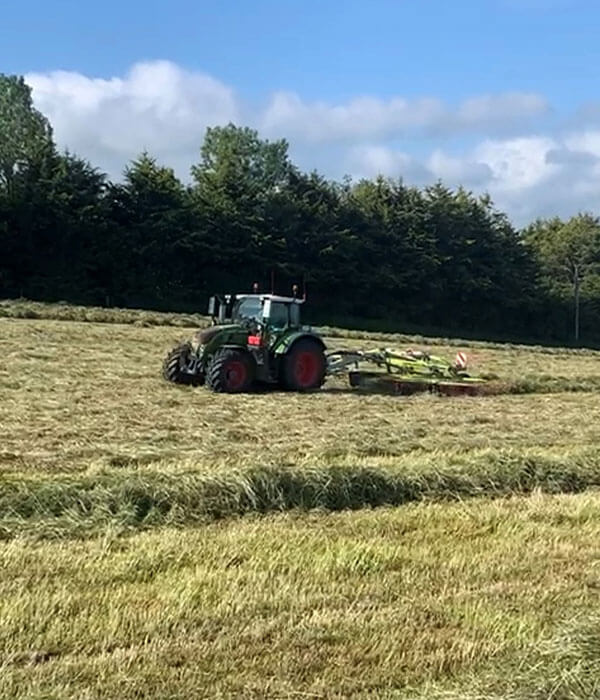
2, 302, 600, 698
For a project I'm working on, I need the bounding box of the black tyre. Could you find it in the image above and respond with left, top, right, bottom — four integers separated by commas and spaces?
281, 339, 326, 391
206, 348, 255, 393
162, 342, 204, 386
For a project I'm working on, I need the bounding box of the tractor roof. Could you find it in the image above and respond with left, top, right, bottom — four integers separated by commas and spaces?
233, 294, 305, 304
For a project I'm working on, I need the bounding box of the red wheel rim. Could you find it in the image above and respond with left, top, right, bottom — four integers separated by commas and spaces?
294, 351, 320, 387
225, 360, 247, 391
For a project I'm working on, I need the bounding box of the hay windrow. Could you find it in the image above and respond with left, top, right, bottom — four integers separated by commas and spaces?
2, 448, 600, 539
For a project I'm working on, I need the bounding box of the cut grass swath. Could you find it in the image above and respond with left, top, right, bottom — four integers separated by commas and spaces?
2, 447, 600, 539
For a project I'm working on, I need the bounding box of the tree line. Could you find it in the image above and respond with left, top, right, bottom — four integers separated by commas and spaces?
1, 73, 600, 343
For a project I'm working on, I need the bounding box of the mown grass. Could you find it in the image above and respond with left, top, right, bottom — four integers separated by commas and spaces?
4, 316, 600, 480
0, 298, 210, 328
2, 447, 600, 540
2, 493, 600, 698
3, 307, 600, 696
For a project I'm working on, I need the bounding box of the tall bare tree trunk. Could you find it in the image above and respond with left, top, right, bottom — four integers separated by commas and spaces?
574, 267, 580, 343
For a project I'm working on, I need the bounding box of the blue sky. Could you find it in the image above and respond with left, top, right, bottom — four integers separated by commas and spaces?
2, 0, 600, 225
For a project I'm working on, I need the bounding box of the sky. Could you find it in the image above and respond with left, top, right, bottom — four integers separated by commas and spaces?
2, 0, 600, 226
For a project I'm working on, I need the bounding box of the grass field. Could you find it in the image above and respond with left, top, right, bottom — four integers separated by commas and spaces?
2, 301, 600, 698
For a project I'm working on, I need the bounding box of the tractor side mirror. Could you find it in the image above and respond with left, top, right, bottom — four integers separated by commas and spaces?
208, 296, 216, 316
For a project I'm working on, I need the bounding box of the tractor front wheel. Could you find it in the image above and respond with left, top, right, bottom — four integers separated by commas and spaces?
206, 349, 255, 393
281, 339, 326, 392
162, 342, 204, 386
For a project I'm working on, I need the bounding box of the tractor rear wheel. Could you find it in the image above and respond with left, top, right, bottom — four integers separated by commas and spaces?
206, 348, 255, 393
281, 339, 326, 391
162, 342, 204, 386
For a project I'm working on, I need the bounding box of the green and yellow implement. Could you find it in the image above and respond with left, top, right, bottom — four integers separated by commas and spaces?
326, 347, 487, 396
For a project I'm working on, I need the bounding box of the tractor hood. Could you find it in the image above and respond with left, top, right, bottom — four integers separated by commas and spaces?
192, 324, 244, 348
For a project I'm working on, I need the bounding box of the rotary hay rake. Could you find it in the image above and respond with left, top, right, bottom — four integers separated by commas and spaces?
326, 347, 487, 396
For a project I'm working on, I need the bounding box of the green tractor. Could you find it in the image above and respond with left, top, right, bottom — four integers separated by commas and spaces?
162, 287, 327, 393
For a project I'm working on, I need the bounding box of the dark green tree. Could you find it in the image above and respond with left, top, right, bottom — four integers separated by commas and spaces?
422, 184, 535, 333
107, 153, 198, 307
0, 74, 56, 296
0, 75, 53, 194
191, 124, 293, 289
344, 177, 436, 319
524, 213, 600, 341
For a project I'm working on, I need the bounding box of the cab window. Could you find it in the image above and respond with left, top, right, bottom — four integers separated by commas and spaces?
268, 303, 289, 328
289, 304, 300, 325
234, 297, 263, 321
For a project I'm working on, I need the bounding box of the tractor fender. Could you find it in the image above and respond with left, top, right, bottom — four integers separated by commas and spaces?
272, 331, 326, 356
203, 344, 259, 374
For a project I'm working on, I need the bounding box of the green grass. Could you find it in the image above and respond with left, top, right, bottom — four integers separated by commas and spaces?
2, 494, 600, 698
3, 303, 600, 697
2, 447, 600, 540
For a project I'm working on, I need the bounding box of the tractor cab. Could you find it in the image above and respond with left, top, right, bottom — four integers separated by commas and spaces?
209, 292, 304, 331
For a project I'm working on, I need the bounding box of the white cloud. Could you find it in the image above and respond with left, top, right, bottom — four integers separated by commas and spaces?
347, 137, 560, 195
546, 148, 598, 166
22, 60, 600, 225
427, 150, 492, 187
473, 136, 559, 190
565, 130, 600, 157
456, 93, 549, 128
261, 93, 446, 142
261, 91, 548, 142
345, 145, 430, 182
348, 134, 600, 226
26, 60, 239, 179
466, 135, 600, 223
